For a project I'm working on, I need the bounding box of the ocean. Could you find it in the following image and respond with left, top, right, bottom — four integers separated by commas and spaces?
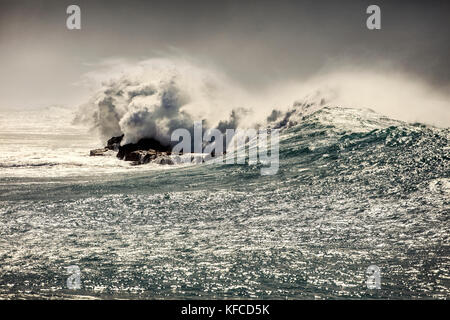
0, 105, 448, 299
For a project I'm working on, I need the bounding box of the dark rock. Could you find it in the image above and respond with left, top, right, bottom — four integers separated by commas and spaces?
140, 150, 158, 164
124, 150, 158, 164
124, 150, 143, 162
99, 135, 178, 166
106, 134, 124, 151
117, 137, 170, 160
154, 156, 174, 165
90, 148, 109, 156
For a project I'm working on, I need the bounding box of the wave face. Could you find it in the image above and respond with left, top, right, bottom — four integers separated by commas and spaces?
0, 105, 449, 299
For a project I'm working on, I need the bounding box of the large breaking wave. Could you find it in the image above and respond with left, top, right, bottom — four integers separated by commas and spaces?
74, 58, 450, 150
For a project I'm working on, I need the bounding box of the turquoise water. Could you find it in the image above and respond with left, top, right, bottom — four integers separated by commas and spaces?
0, 107, 448, 299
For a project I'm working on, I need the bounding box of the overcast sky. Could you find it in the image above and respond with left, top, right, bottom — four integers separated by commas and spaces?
0, 0, 449, 109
